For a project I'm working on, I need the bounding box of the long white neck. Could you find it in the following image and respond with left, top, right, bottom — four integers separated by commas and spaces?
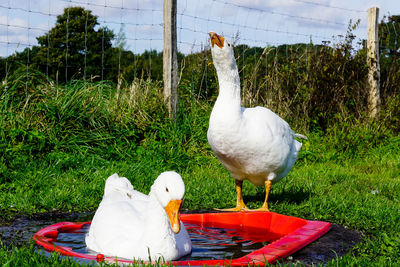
212, 64, 242, 119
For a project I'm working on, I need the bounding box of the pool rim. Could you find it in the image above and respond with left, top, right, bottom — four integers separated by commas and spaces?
33, 211, 331, 266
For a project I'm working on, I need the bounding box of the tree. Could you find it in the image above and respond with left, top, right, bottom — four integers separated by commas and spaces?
35, 6, 114, 82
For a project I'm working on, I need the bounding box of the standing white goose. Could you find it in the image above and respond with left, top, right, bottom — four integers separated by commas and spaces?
207, 31, 305, 211
85, 171, 192, 261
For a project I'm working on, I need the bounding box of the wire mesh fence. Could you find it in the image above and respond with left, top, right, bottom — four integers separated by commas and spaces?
0, 0, 399, 129
0, 0, 368, 80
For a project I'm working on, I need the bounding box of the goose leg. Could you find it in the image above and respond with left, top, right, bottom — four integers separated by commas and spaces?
216, 180, 249, 211
253, 180, 272, 212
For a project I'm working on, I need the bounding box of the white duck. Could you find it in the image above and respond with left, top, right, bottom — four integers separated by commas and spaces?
85, 171, 192, 261
207, 31, 305, 212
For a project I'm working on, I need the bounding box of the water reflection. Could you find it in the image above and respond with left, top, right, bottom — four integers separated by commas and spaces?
51, 222, 271, 261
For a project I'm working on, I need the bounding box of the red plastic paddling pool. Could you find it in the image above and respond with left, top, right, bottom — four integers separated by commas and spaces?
33, 211, 330, 266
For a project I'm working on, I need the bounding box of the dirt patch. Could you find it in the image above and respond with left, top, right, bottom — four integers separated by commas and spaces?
0, 212, 363, 266
0, 212, 93, 247
283, 223, 363, 266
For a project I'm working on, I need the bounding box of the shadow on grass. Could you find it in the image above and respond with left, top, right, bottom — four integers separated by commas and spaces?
244, 187, 312, 205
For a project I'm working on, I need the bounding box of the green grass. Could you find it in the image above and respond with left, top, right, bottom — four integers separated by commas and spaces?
0, 242, 94, 267
0, 79, 399, 266
0, 241, 176, 267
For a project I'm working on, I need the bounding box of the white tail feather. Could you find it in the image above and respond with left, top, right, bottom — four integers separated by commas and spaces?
294, 133, 308, 139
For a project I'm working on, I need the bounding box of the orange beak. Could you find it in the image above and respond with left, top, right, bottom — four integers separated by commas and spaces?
209, 31, 225, 48
165, 199, 182, 234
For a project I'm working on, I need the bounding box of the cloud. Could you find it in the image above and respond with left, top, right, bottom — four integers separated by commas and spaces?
0, 11, 31, 47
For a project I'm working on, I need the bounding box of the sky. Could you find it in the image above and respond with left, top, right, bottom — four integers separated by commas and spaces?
0, 0, 399, 57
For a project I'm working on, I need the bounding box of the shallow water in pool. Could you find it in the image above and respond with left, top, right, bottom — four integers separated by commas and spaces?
51, 222, 270, 261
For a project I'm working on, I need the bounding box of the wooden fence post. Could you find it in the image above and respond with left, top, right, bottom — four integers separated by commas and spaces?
163, 0, 178, 119
367, 7, 380, 118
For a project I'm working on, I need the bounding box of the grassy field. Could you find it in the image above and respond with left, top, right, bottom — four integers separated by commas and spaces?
0, 79, 399, 266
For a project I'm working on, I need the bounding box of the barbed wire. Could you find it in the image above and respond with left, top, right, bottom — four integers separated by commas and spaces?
0, 4, 57, 17
290, 0, 367, 13
178, 13, 331, 40
0, 5, 162, 30
211, 0, 349, 27
0, 22, 48, 32
60, 0, 162, 13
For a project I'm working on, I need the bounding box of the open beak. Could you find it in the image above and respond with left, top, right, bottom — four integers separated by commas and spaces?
165, 199, 182, 234
209, 31, 225, 48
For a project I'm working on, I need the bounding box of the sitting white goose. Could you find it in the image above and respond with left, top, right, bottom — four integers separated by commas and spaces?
85, 171, 192, 261
208, 31, 305, 212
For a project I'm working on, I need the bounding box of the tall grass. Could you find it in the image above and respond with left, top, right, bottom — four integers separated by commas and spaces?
1, 71, 165, 174
179, 24, 400, 133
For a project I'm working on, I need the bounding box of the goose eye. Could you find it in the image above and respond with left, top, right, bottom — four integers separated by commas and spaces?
227, 43, 231, 47
165, 187, 169, 192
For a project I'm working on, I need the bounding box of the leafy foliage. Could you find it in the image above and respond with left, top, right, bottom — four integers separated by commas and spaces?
379, 15, 400, 57
0, 7, 115, 83
35, 7, 114, 82
379, 15, 400, 126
